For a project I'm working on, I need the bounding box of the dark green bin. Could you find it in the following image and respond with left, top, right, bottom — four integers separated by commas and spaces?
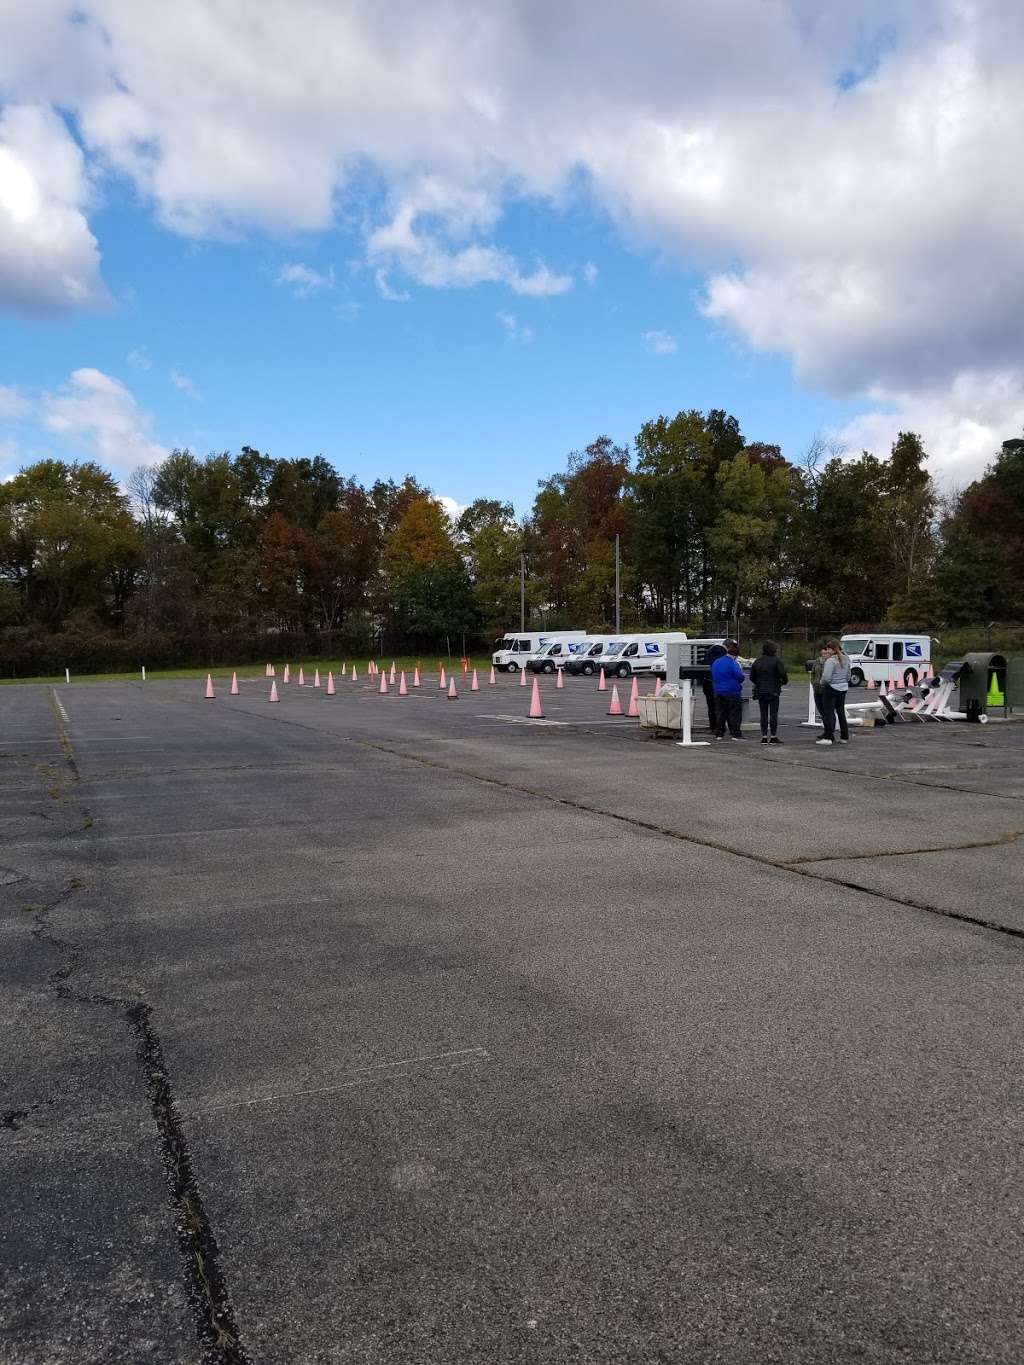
960, 652, 1008, 716
1006, 655, 1024, 714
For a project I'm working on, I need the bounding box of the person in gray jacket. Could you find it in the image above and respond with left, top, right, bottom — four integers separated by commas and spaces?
817, 639, 851, 745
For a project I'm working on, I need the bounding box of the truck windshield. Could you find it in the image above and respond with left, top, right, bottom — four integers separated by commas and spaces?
586, 643, 604, 655
842, 638, 869, 654
493, 637, 514, 651
603, 642, 626, 656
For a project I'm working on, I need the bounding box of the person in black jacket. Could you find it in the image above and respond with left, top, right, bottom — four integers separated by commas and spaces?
748, 641, 788, 744
702, 640, 729, 731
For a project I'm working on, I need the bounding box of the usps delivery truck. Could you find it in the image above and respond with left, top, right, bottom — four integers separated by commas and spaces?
840, 633, 931, 687
492, 630, 586, 672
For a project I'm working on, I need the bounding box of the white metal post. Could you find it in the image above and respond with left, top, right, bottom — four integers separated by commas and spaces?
800, 681, 819, 727
676, 678, 709, 748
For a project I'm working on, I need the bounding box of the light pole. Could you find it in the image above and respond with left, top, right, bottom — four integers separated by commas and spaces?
520, 554, 526, 632
614, 533, 621, 634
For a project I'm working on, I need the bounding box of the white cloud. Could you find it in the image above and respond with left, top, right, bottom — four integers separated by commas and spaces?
832, 371, 1024, 489
169, 368, 201, 399
0, 102, 106, 314
43, 367, 164, 472
275, 261, 335, 298
436, 494, 465, 525
0, 384, 30, 418
3, 2, 1024, 481
583, 261, 599, 287
642, 330, 677, 357
126, 346, 151, 369
496, 310, 533, 344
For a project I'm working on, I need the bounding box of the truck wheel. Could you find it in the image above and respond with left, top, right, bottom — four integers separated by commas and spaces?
581, 662, 595, 676
615, 663, 630, 678
542, 661, 555, 673
507, 661, 518, 673
850, 668, 865, 687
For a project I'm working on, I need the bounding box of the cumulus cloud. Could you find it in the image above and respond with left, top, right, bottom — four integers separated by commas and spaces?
4, 2, 1024, 476
436, 494, 465, 526
275, 261, 336, 298
0, 102, 106, 314
642, 330, 677, 357
126, 346, 151, 369
43, 367, 164, 472
169, 368, 201, 399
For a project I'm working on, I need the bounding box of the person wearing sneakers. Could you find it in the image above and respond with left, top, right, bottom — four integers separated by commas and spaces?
818, 639, 851, 746
749, 640, 788, 744
711, 639, 745, 740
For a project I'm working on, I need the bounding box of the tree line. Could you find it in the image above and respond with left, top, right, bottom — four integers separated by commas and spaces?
1, 410, 1022, 674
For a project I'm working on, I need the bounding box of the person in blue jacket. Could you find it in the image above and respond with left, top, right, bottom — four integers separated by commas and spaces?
711, 640, 745, 740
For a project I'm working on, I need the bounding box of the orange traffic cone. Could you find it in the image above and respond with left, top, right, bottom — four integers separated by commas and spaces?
230, 672, 239, 696
866, 677, 876, 690
597, 667, 607, 692
313, 669, 321, 688
379, 672, 388, 694
519, 667, 527, 686
283, 664, 290, 684
529, 676, 544, 719
555, 668, 564, 690
390, 662, 396, 684
607, 684, 622, 716
298, 667, 306, 686
269, 681, 279, 703
470, 669, 479, 691
265, 663, 272, 677
413, 665, 421, 687
399, 671, 408, 696
448, 677, 458, 700
627, 677, 640, 717
326, 672, 336, 695
489, 665, 496, 685
204, 674, 215, 700
655, 677, 663, 697
439, 666, 447, 689
351, 666, 357, 681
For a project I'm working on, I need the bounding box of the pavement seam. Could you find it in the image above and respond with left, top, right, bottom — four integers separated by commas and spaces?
26, 707, 252, 1365
784, 827, 1024, 865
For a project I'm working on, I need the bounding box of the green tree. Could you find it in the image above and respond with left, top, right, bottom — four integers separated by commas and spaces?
457, 498, 522, 637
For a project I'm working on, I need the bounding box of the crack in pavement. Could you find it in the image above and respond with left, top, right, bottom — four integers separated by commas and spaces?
19, 708, 251, 1365
784, 827, 1024, 865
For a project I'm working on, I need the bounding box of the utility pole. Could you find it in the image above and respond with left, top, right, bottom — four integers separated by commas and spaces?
520, 554, 526, 632
614, 534, 621, 634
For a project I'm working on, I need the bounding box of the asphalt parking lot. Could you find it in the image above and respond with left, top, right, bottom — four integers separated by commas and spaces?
3, 668, 1023, 1364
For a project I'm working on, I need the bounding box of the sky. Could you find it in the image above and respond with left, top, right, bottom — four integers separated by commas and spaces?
2, 1, 1023, 517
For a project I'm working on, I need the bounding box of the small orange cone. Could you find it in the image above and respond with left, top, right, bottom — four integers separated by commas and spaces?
597, 667, 607, 692
298, 667, 306, 686
340, 662, 346, 676
269, 681, 279, 703
314, 669, 321, 688
379, 672, 388, 694
351, 666, 357, 681
269, 663, 276, 677
627, 676, 640, 717
448, 677, 459, 700
528, 676, 544, 718
555, 668, 564, 690
230, 672, 239, 695
471, 669, 479, 691
489, 665, 496, 685
399, 671, 408, 696
326, 672, 336, 695
204, 674, 215, 700
439, 666, 447, 689
655, 677, 663, 697
607, 684, 623, 716
866, 677, 876, 690
390, 662, 396, 684
519, 667, 527, 687
283, 664, 290, 684
265, 663, 272, 677
461, 657, 469, 676
413, 665, 421, 687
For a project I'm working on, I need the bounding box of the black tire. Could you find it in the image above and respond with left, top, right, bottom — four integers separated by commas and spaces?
614, 662, 630, 679
507, 661, 518, 673
903, 668, 918, 686
581, 662, 595, 676
850, 668, 865, 687
542, 661, 555, 674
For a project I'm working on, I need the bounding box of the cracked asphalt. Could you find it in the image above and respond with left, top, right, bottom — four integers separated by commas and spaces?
2, 670, 1023, 1363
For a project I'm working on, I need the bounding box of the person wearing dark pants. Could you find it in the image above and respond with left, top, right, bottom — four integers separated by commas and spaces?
749, 641, 789, 744
818, 640, 851, 746
711, 641, 745, 740
702, 641, 727, 731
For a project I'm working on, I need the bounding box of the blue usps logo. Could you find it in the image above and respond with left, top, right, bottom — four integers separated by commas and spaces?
645, 643, 660, 654
906, 642, 923, 658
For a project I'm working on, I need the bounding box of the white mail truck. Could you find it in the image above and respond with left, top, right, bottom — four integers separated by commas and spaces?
840, 633, 932, 687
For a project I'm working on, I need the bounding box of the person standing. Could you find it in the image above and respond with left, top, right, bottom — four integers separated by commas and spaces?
711, 640, 745, 740
749, 641, 788, 744
817, 640, 851, 746
809, 644, 828, 737
702, 640, 727, 732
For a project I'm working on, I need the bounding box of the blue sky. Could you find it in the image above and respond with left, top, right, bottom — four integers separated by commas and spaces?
0, 182, 867, 514
2, 1, 1022, 503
